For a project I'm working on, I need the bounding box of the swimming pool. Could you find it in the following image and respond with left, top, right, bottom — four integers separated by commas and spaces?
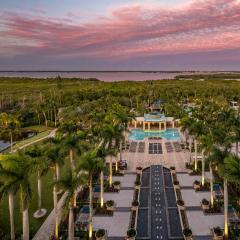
129, 129, 180, 141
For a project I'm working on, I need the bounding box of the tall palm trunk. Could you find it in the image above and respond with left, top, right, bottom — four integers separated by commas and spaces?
210, 164, 214, 207
8, 192, 15, 240
109, 155, 113, 186
53, 169, 59, 239
201, 152, 205, 186
68, 200, 74, 240
100, 171, 104, 208
194, 139, 198, 171
115, 155, 118, 172
69, 149, 75, 172
224, 179, 228, 239
22, 208, 29, 240
189, 138, 192, 163
236, 142, 239, 155
10, 132, 13, 154
89, 176, 93, 239
37, 171, 43, 212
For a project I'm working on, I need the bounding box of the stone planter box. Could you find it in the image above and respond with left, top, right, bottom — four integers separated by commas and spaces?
193, 183, 200, 190
113, 183, 121, 190
131, 205, 138, 211
126, 237, 135, 240
119, 169, 125, 175
135, 184, 140, 190
170, 168, 176, 174
184, 236, 193, 240
202, 203, 210, 210
136, 169, 142, 175
174, 184, 180, 190
95, 233, 106, 240
177, 204, 185, 211
187, 169, 193, 174
213, 233, 223, 240
106, 205, 115, 211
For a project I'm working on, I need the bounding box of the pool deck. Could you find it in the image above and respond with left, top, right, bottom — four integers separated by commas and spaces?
121, 137, 189, 172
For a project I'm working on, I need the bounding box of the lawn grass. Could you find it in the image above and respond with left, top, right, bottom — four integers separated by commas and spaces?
23, 125, 53, 133
9, 129, 53, 153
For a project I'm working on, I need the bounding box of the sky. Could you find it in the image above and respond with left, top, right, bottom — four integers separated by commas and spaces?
0, 0, 240, 71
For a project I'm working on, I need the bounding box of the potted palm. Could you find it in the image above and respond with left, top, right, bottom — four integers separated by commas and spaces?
95, 229, 106, 240
119, 166, 125, 175
170, 166, 176, 174
173, 180, 180, 190
201, 198, 210, 210
131, 200, 139, 211
126, 228, 137, 240
134, 180, 141, 190
113, 181, 121, 190
183, 228, 193, 240
177, 200, 185, 210
193, 180, 200, 190
106, 200, 115, 211
213, 227, 223, 240
136, 166, 143, 174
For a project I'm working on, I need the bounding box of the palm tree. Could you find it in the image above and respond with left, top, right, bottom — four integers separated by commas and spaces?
25, 146, 48, 218
62, 132, 86, 172
44, 145, 65, 239
0, 153, 32, 240
0, 155, 19, 240
56, 169, 87, 240
78, 149, 105, 239
199, 134, 214, 186
96, 146, 108, 208
0, 114, 20, 153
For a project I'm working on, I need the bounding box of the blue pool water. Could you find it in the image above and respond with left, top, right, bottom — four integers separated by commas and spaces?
129, 129, 180, 141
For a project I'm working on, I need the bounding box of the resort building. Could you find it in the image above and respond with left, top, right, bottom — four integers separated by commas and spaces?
131, 112, 179, 131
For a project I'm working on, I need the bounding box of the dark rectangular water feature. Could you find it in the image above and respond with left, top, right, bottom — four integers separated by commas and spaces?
139, 188, 149, 207
136, 209, 148, 238
136, 165, 183, 240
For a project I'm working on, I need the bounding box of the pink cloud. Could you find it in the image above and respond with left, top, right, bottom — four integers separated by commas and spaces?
1, 0, 240, 59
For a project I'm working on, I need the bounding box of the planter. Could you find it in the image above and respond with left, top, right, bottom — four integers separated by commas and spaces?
119, 169, 125, 175
187, 169, 193, 174
193, 181, 200, 190
201, 199, 210, 210
183, 228, 193, 240
106, 201, 115, 211
134, 180, 141, 190
113, 181, 121, 190
136, 167, 142, 175
173, 181, 180, 190
95, 229, 106, 240
135, 184, 140, 190
213, 227, 223, 240
126, 229, 136, 240
177, 200, 185, 210
131, 201, 139, 211
170, 167, 176, 174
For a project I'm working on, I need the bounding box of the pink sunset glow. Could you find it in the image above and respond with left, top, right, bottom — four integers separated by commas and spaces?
0, 0, 240, 70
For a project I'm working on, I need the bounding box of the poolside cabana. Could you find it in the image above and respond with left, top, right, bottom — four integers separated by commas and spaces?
131, 112, 178, 131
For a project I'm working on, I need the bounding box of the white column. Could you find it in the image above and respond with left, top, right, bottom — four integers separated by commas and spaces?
173, 121, 175, 128
134, 121, 137, 129
159, 122, 161, 130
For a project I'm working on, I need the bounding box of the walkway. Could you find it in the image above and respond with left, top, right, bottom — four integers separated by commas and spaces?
177, 172, 224, 239
136, 165, 182, 240
93, 172, 136, 238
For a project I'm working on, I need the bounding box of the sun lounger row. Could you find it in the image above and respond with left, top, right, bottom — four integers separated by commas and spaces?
173, 141, 182, 152
121, 141, 130, 150
165, 142, 174, 152
138, 141, 145, 153
129, 141, 138, 152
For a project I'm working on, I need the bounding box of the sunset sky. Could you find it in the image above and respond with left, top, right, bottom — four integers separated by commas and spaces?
0, 0, 240, 71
